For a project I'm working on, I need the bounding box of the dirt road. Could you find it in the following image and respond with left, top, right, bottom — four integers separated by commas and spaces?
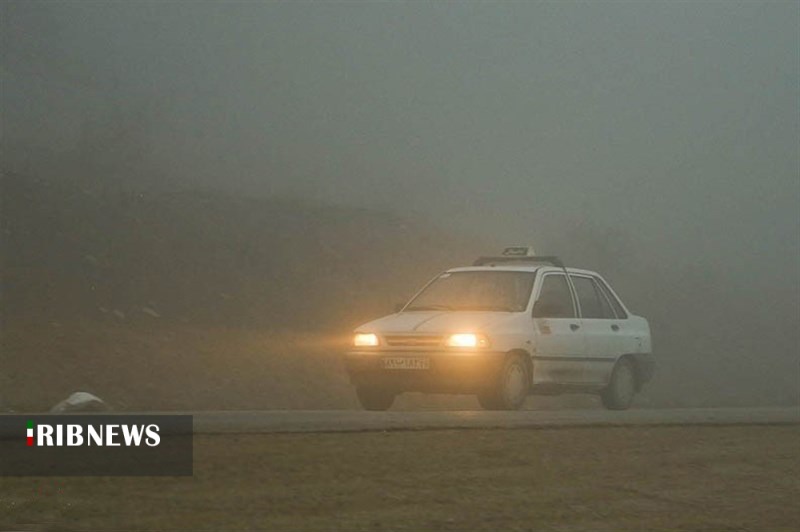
2, 425, 798, 530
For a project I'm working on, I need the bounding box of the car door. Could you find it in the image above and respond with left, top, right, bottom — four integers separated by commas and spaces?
595, 275, 644, 356
569, 274, 620, 384
531, 272, 586, 384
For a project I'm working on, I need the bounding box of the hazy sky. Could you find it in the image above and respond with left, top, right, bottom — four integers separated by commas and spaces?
2, 1, 798, 279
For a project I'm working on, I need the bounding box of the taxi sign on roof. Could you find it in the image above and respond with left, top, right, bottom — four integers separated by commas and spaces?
502, 246, 536, 257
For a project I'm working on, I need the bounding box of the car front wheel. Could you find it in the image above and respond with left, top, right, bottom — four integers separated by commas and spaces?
601, 359, 636, 410
477, 353, 530, 411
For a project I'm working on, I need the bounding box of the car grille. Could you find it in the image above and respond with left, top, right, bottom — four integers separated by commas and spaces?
383, 335, 443, 348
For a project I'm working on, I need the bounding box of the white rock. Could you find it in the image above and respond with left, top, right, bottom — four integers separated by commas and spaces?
50, 392, 109, 413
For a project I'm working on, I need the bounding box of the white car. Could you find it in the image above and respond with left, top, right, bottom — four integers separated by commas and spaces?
345, 248, 653, 411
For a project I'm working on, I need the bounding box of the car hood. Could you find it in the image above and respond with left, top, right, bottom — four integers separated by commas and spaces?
355, 311, 513, 334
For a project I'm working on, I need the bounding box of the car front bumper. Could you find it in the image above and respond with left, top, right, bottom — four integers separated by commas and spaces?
344, 350, 507, 393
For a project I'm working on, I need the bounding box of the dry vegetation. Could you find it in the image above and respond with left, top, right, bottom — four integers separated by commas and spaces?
1, 425, 798, 531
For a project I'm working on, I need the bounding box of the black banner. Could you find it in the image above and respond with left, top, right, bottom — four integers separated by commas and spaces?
0, 415, 193, 476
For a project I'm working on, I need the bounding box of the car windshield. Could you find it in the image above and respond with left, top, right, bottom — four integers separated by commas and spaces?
405, 271, 536, 312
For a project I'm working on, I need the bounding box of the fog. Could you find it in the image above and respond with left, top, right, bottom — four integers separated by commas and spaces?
1, 2, 798, 408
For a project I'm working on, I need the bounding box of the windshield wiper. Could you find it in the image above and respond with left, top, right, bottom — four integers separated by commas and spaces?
405, 304, 453, 311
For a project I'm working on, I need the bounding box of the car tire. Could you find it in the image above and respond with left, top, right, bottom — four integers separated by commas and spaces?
355, 386, 396, 411
601, 358, 636, 410
477, 353, 530, 411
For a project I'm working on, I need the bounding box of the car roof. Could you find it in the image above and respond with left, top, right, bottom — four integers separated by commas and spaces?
448, 265, 599, 276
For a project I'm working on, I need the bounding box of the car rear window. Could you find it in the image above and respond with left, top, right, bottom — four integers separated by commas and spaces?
571, 275, 615, 319
595, 277, 628, 319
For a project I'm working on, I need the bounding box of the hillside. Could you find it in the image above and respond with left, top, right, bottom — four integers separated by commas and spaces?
1, 173, 477, 329
0, 173, 481, 410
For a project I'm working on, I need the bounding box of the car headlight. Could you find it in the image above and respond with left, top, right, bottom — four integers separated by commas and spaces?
353, 333, 380, 347
445, 333, 489, 348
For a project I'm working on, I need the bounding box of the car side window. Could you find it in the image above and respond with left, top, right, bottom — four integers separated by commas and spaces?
571, 276, 615, 319
533, 274, 576, 318
595, 277, 628, 319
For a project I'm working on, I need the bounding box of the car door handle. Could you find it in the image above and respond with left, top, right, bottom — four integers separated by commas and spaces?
611, 324, 620, 331
570, 324, 580, 331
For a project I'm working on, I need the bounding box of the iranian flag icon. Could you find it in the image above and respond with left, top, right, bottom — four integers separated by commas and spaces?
27, 420, 34, 446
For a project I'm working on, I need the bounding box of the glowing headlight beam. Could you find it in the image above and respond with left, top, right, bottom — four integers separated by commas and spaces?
445, 333, 489, 348
353, 333, 380, 347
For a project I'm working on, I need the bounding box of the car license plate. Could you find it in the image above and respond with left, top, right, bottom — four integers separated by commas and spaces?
383, 357, 430, 370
